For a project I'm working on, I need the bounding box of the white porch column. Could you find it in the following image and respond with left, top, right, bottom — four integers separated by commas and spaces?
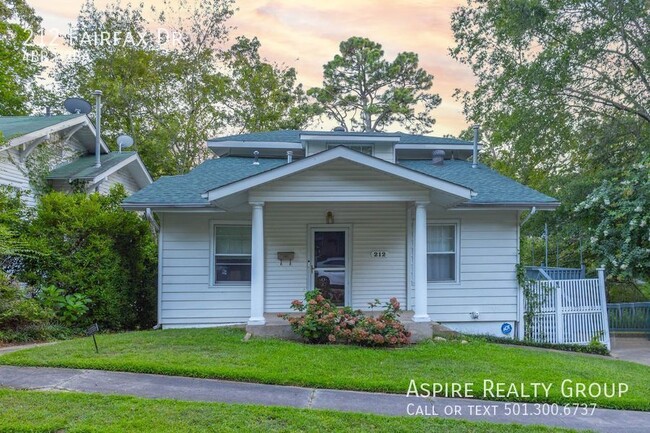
413, 202, 431, 322
248, 202, 265, 325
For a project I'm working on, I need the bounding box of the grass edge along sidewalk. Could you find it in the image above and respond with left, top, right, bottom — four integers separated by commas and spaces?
0, 388, 582, 433
1, 327, 648, 411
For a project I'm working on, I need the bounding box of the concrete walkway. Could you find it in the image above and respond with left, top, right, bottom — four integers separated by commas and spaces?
610, 337, 650, 366
0, 342, 57, 355
1, 366, 649, 432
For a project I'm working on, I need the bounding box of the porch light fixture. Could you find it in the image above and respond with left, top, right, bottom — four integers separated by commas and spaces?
326, 211, 334, 224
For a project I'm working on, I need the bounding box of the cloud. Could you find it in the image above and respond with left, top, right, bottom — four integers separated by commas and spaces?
30, 0, 474, 135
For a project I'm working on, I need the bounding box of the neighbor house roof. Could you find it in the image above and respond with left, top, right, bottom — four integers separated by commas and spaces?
208, 130, 475, 146
0, 114, 82, 138
48, 151, 152, 187
123, 150, 558, 209
0, 114, 109, 154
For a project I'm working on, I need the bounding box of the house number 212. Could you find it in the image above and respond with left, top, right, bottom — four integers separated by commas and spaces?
370, 251, 388, 258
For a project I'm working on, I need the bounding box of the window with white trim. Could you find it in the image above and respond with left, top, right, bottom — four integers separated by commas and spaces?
427, 224, 458, 282
327, 144, 373, 155
213, 225, 251, 283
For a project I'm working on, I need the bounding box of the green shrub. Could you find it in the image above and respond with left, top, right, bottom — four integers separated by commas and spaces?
38, 285, 91, 326
474, 335, 610, 356
0, 271, 65, 343
17, 185, 157, 330
282, 290, 411, 347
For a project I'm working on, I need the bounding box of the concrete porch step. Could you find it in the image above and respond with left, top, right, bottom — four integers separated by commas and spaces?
246, 312, 458, 343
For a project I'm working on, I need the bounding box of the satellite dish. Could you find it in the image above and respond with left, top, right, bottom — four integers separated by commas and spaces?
117, 134, 134, 152
63, 97, 92, 115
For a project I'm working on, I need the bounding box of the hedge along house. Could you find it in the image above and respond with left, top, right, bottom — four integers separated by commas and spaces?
123, 129, 559, 338
0, 114, 152, 205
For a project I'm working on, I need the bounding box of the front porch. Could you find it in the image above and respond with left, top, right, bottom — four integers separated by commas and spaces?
245, 200, 434, 326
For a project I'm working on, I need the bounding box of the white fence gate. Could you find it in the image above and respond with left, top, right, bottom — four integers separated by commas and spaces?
524, 268, 610, 349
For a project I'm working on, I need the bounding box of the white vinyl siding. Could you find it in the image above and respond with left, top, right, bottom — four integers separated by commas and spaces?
249, 159, 429, 203
98, 168, 141, 195
158, 205, 519, 328
421, 210, 519, 323
264, 202, 407, 312
0, 148, 36, 206
160, 212, 251, 327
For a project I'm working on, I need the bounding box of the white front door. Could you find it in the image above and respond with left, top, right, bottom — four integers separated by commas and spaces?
308, 226, 350, 306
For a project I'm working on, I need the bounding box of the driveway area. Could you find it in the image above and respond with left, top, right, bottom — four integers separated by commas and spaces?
610, 336, 650, 366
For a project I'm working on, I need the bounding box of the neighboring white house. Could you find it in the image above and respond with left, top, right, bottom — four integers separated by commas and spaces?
0, 114, 152, 205
123, 130, 559, 338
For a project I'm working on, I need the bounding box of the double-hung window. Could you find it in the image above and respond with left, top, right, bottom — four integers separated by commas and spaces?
427, 224, 458, 282
213, 225, 251, 284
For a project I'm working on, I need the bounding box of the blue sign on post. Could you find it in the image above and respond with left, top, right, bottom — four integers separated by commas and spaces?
501, 323, 512, 335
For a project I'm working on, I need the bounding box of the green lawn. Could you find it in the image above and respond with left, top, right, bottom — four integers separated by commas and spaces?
0, 389, 579, 433
1, 328, 648, 411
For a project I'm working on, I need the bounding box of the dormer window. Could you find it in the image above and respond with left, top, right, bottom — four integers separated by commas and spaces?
327, 144, 373, 156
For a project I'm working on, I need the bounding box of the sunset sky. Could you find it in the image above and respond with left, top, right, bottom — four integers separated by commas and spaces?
28, 0, 475, 136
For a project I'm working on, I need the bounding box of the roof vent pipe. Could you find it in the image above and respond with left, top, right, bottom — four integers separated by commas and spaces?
253, 150, 260, 165
93, 90, 103, 168
286, 150, 293, 163
431, 149, 445, 166
45, 106, 51, 117
472, 124, 480, 169
333, 126, 345, 132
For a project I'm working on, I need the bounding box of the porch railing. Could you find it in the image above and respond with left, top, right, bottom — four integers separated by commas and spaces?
525, 266, 586, 281
607, 302, 650, 333
524, 268, 610, 349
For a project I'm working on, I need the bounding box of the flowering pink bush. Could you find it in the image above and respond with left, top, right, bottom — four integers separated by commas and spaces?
280, 290, 410, 347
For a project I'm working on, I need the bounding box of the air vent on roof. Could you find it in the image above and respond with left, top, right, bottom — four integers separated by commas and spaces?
432, 149, 445, 166
332, 126, 345, 132
253, 150, 260, 165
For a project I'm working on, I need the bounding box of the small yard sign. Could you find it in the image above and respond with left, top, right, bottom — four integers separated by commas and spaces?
86, 323, 99, 353
501, 323, 512, 335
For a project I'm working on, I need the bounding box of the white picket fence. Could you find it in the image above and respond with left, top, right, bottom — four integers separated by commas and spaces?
524, 268, 610, 349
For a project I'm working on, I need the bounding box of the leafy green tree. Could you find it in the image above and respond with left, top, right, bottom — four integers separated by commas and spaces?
221, 36, 317, 133
450, 0, 650, 186
0, 0, 49, 115
56, 0, 233, 176
309, 36, 441, 133
574, 153, 650, 281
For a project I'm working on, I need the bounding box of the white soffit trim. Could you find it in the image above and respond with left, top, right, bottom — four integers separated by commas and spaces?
300, 133, 400, 142
88, 154, 139, 184
82, 117, 110, 153
395, 143, 483, 150
1, 116, 110, 154
130, 154, 154, 185
207, 140, 303, 149
205, 146, 474, 202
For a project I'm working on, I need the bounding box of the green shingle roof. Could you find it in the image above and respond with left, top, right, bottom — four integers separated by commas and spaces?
123, 157, 286, 205
0, 114, 84, 139
399, 160, 558, 205
124, 154, 558, 207
48, 152, 136, 181
209, 130, 474, 146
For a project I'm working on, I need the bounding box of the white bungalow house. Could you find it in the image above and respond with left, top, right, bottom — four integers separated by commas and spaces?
123, 130, 559, 338
0, 114, 152, 205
